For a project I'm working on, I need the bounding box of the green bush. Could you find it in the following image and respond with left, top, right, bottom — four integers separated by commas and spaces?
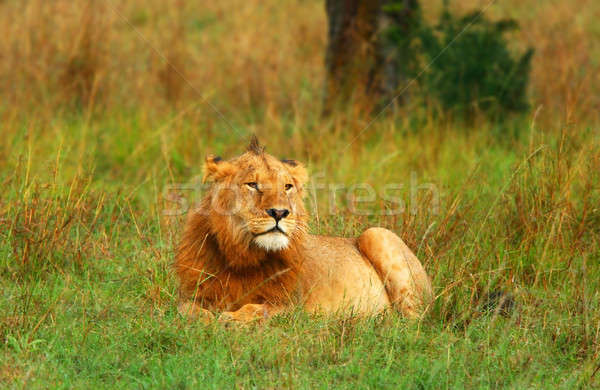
384, 2, 534, 120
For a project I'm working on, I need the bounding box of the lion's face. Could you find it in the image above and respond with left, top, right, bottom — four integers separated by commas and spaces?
203, 147, 308, 252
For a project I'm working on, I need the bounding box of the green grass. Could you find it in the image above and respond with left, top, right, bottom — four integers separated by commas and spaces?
1, 0, 599, 387
1, 109, 599, 388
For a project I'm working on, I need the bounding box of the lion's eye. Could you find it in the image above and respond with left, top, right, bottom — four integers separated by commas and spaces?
285, 184, 293, 191
245, 182, 259, 190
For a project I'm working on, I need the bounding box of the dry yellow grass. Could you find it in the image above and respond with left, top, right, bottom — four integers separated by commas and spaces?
1, 0, 598, 125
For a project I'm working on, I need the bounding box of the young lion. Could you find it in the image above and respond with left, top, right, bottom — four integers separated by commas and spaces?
175, 137, 432, 322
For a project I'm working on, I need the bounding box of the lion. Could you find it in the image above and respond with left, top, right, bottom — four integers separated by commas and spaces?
175, 137, 432, 322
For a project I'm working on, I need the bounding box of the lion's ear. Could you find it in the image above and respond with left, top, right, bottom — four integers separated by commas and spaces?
282, 159, 308, 189
203, 155, 236, 182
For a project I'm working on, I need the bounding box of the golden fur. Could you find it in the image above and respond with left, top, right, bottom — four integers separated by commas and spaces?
175, 138, 432, 322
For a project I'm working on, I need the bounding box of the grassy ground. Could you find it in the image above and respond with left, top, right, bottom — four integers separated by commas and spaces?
1, 0, 600, 388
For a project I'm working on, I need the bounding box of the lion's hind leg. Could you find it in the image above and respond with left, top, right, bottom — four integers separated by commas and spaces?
357, 227, 433, 318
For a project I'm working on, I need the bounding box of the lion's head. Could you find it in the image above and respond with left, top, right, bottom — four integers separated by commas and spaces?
200, 137, 309, 255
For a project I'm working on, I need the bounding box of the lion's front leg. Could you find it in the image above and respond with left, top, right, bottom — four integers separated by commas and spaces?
219, 303, 283, 323
178, 301, 215, 323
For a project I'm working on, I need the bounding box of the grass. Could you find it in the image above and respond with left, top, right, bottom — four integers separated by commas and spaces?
1, 0, 600, 388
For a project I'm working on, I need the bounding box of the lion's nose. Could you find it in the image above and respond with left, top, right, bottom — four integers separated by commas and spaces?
266, 208, 290, 222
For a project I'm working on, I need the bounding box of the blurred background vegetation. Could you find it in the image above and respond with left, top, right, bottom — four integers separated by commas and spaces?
1, 0, 599, 387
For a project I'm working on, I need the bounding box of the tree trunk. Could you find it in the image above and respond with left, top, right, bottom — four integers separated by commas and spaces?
323, 0, 419, 114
